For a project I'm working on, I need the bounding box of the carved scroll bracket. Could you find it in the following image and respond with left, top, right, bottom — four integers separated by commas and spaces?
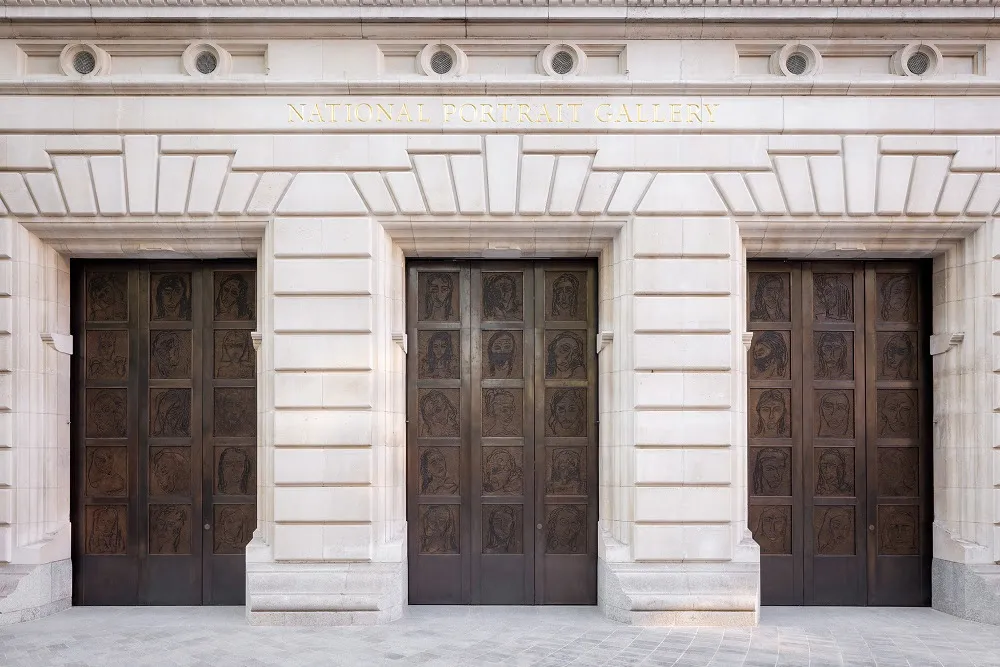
392, 332, 408, 355
596, 331, 613, 355
929, 332, 964, 356
250, 331, 262, 352
741, 331, 754, 351
40, 333, 73, 355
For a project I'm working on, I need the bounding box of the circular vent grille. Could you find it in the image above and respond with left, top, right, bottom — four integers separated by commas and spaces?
785, 53, 808, 75
551, 50, 575, 75
73, 50, 97, 75
430, 50, 454, 75
195, 51, 218, 75
907, 51, 930, 75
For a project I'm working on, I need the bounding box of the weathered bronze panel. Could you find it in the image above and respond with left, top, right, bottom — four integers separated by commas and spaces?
86, 331, 129, 381
482, 446, 523, 495
214, 446, 256, 495
213, 271, 255, 321
150, 330, 192, 379
482, 272, 523, 321
418, 446, 460, 495
748, 272, 790, 322
418, 505, 460, 554
749, 388, 792, 438
86, 389, 128, 439
85, 505, 127, 554
149, 447, 191, 496
150, 388, 191, 438
417, 388, 461, 437
750, 505, 792, 555
544, 504, 587, 554
213, 330, 254, 379
878, 505, 919, 555
482, 505, 523, 554
418, 330, 460, 379
85, 447, 128, 497
814, 506, 855, 555
748, 330, 790, 380
481, 330, 522, 379
749, 446, 791, 497
150, 272, 193, 321
213, 504, 255, 554
86, 272, 128, 322
149, 504, 192, 554
213, 388, 256, 438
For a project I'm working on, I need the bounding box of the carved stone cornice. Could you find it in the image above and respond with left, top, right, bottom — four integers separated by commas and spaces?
1, 0, 995, 6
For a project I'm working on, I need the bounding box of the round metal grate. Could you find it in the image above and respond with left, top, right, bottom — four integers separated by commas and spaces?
785, 53, 808, 75
906, 51, 930, 76
73, 50, 97, 75
551, 50, 575, 75
430, 50, 454, 75
195, 51, 218, 75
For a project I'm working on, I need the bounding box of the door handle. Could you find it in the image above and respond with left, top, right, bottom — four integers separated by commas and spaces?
205, 523, 212, 531
537, 523, 543, 530
868, 525, 875, 531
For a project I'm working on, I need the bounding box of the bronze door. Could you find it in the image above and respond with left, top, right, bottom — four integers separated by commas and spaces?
407, 261, 597, 605
72, 261, 257, 605
747, 261, 930, 606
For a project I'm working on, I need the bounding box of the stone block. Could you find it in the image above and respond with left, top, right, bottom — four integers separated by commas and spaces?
273, 217, 373, 258
274, 487, 372, 523
634, 448, 732, 485
274, 409, 372, 446
274, 448, 373, 485
635, 487, 731, 523
633, 258, 732, 296
273, 296, 372, 333
273, 334, 372, 371
633, 295, 731, 333
273, 258, 372, 295
632, 524, 733, 561
276, 173, 368, 215
633, 334, 731, 371
635, 409, 731, 446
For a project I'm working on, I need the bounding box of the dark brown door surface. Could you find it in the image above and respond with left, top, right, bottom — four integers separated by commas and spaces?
747, 261, 931, 606
72, 261, 257, 605
407, 261, 597, 605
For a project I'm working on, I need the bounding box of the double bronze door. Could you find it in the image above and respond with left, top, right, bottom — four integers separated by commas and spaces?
407, 261, 597, 605
72, 261, 257, 605
747, 261, 931, 606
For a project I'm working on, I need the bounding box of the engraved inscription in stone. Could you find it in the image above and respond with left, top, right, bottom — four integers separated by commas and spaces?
877, 273, 917, 323
749, 388, 791, 438
749, 447, 791, 496
86, 389, 128, 439
149, 504, 191, 555
813, 273, 854, 322
545, 504, 587, 554
214, 330, 254, 379
483, 505, 523, 554
814, 506, 855, 555
85, 447, 127, 497
86, 331, 128, 381
150, 272, 192, 321
214, 271, 255, 321
878, 447, 919, 497
545, 330, 587, 380
748, 330, 790, 380
546, 271, 587, 322
149, 447, 191, 496
87, 272, 128, 322
150, 388, 191, 438
482, 272, 523, 321
816, 390, 854, 438
214, 387, 256, 438
482, 330, 523, 379
878, 505, 919, 555
814, 331, 854, 380
418, 388, 461, 437
546, 447, 587, 495
85, 505, 127, 554
213, 504, 255, 554
418, 271, 459, 322
482, 388, 523, 437
544, 388, 587, 437
877, 390, 918, 438
417, 330, 459, 379
748, 272, 790, 322
750, 505, 791, 555
150, 330, 192, 379
482, 447, 523, 495
419, 505, 459, 554
215, 446, 256, 495
877, 332, 917, 381
815, 448, 855, 497
418, 446, 460, 495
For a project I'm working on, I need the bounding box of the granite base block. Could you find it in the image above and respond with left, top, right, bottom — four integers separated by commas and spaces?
932, 558, 1000, 626
0, 560, 72, 626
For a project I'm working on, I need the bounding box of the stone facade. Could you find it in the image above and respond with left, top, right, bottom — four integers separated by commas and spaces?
0, 1, 999, 626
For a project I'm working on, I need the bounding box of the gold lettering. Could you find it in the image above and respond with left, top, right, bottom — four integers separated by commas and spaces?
355, 103, 373, 122
343, 104, 352, 123
651, 103, 663, 123
518, 103, 534, 123
376, 104, 393, 122
686, 104, 701, 123
308, 103, 325, 123
418, 103, 431, 123
595, 103, 612, 123
635, 104, 649, 123
704, 103, 719, 123
498, 103, 513, 123
396, 104, 413, 123
443, 104, 458, 123
481, 104, 497, 123
617, 104, 633, 124
669, 104, 682, 123
568, 103, 583, 123
288, 103, 306, 123
538, 104, 556, 123
460, 104, 477, 123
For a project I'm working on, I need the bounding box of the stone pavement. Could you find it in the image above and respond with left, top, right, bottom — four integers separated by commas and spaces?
1, 605, 999, 667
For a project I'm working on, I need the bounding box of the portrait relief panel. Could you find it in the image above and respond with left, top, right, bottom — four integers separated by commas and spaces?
749, 447, 791, 497
748, 272, 790, 323
815, 390, 854, 438
544, 388, 587, 438
482, 446, 523, 496
149, 330, 192, 380
814, 506, 855, 555
214, 271, 256, 321
419, 504, 459, 554
482, 330, 523, 379
214, 330, 255, 380
417, 389, 461, 438
876, 273, 917, 323
876, 332, 918, 381
482, 505, 523, 555
215, 446, 256, 495
213, 504, 255, 554
482, 272, 523, 321
86, 331, 128, 381
877, 447, 919, 497
149, 388, 191, 438
878, 505, 919, 555
482, 388, 523, 438
877, 390, 918, 438
150, 272, 192, 321
149, 504, 192, 555
418, 446, 460, 496
87, 272, 128, 322
418, 271, 459, 323
85, 447, 127, 497
749, 505, 791, 555
748, 331, 790, 381
417, 331, 460, 380
86, 389, 128, 439
748, 388, 791, 439
813, 332, 854, 381
544, 330, 587, 380
545, 504, 587, 554
813, 273, 854, 322
814, 448, 855, 497
545, 271, 587, 322
85, 505, 127, 555
214, 388, 256, 438
546, 447, 587, 496
149, 447, 191, 496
